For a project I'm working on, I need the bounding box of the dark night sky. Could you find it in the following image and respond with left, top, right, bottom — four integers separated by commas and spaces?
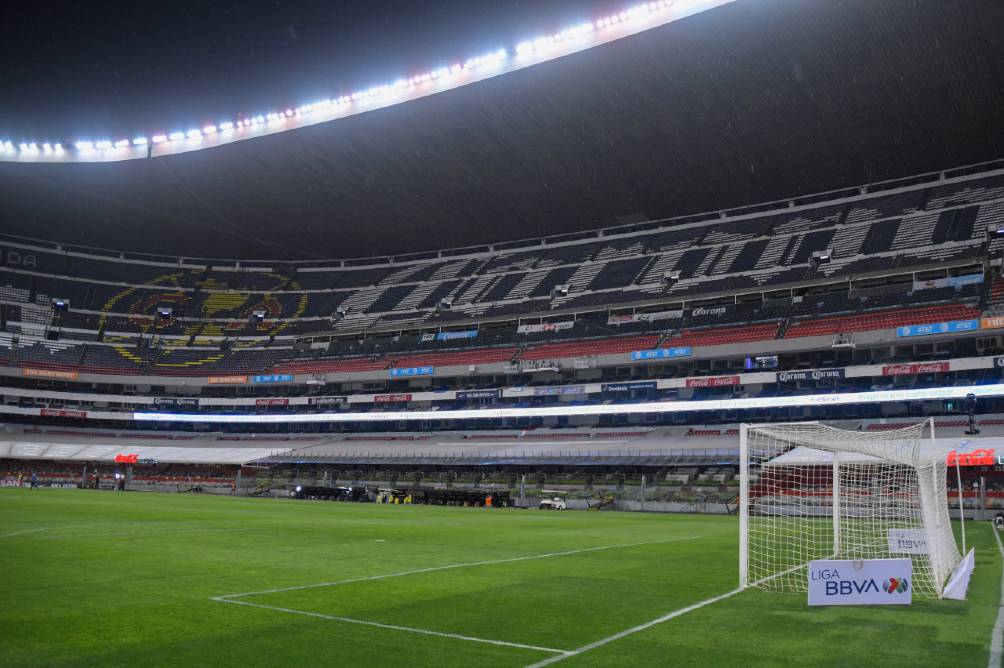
0, 0, 626, 142
1, 0, 1002, 259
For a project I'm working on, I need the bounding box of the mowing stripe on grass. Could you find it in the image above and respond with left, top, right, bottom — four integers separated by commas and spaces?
523, 561, 808, 667
991, 525, 1004, 668
218, 597, 570, 655
522, 586, 743, 668
212, 535, 702, 600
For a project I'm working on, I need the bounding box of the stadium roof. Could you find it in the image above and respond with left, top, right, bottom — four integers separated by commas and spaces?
1, 0, 1002, 260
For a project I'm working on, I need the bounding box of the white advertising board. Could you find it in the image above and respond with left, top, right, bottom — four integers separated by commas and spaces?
807, 558, 912, 606
887, 529, 929, 555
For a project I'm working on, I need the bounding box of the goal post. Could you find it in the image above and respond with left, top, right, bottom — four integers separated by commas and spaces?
739, 419, 963, 598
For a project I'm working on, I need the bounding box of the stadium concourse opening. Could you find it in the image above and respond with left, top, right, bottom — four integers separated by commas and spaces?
3, 0, 1004, 665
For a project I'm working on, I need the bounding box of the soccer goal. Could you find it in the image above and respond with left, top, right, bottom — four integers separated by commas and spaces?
739, 420, 964, 598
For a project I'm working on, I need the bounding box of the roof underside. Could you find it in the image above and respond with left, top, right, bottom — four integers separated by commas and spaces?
1, 0, 1002, 261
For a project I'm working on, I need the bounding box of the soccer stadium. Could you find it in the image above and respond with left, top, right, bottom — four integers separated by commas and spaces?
2, 1, 1003, 665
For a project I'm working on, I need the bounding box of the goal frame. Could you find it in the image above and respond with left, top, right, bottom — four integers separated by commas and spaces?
738, 419, 965, 596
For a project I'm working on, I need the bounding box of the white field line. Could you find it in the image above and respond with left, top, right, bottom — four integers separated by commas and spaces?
990, 526, 1004, 668
217, 597, 570, 655
0, 522, 126, 539
523, 561, 807, 667
30, 528, 252, 540
213, 535, 702, 600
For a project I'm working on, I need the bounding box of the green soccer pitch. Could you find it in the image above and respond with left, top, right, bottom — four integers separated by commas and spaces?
1, 488, 1001, 667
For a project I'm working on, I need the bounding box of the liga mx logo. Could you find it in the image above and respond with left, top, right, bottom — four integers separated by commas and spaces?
883, 577, 909, 594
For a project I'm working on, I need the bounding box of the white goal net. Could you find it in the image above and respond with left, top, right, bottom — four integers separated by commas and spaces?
739, 420, 963, 598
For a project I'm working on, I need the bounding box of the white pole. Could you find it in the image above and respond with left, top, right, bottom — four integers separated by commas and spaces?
952, 440, 966, 554
739, 423, 749, 589
832, 454, 841, 557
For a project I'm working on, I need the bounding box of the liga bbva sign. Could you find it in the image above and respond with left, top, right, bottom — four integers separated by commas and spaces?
808, 559, 912, 606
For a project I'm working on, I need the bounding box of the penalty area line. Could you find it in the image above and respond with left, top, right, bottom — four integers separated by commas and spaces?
214, 597, 570, 656
214, 535, 703, 600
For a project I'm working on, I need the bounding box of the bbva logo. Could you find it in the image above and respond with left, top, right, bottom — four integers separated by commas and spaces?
823, 577, 908, 596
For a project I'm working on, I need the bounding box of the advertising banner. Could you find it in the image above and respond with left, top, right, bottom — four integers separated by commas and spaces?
437, 330, 478, 341
255, 398, 290, 408
607, 310, 684, 326
308, 396, 348, 406
253, 374, 295, 384
983, 317, 1004, 330
457, 389, 502, 400
152, 397, 199, 409
881, 362, 949, 376
947, 274, 984, 287
207, 375, 248, 385
389, 366, 435, 378
40, 408, 87, 419
887, 529, 929, 555
517, 321, 575, 334
631, 347, 692, 361
807, 558, 912, 606
374, 393, 412, 403
601, 381, 658, 392
896, 320, 980, 338
532, 385, 586, 396
686, 375, 740, 387
777, 369, 845, 383
687, 305, 731, 319
946, 448, 996, 467
23, 367, 78, 381
912, 278, 948, 291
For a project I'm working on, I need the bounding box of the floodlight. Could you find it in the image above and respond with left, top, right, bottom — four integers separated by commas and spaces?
202, 125, 217, 134
132, 137, 148, 146
186, 129, 201, 138
114, 139, 129, 148
151, 135, 167, 144
168, 132, 185, 141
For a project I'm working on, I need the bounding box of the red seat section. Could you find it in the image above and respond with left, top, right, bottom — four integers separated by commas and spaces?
665, 323, 780, 347
273, 358, 387, 374
388, 348, 517, 369
785, 304, 980, 339
520, 335, 660, 360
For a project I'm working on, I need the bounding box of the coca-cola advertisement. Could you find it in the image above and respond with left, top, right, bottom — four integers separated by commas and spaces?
881, 362, 949, 376
40, 408, 87, 419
